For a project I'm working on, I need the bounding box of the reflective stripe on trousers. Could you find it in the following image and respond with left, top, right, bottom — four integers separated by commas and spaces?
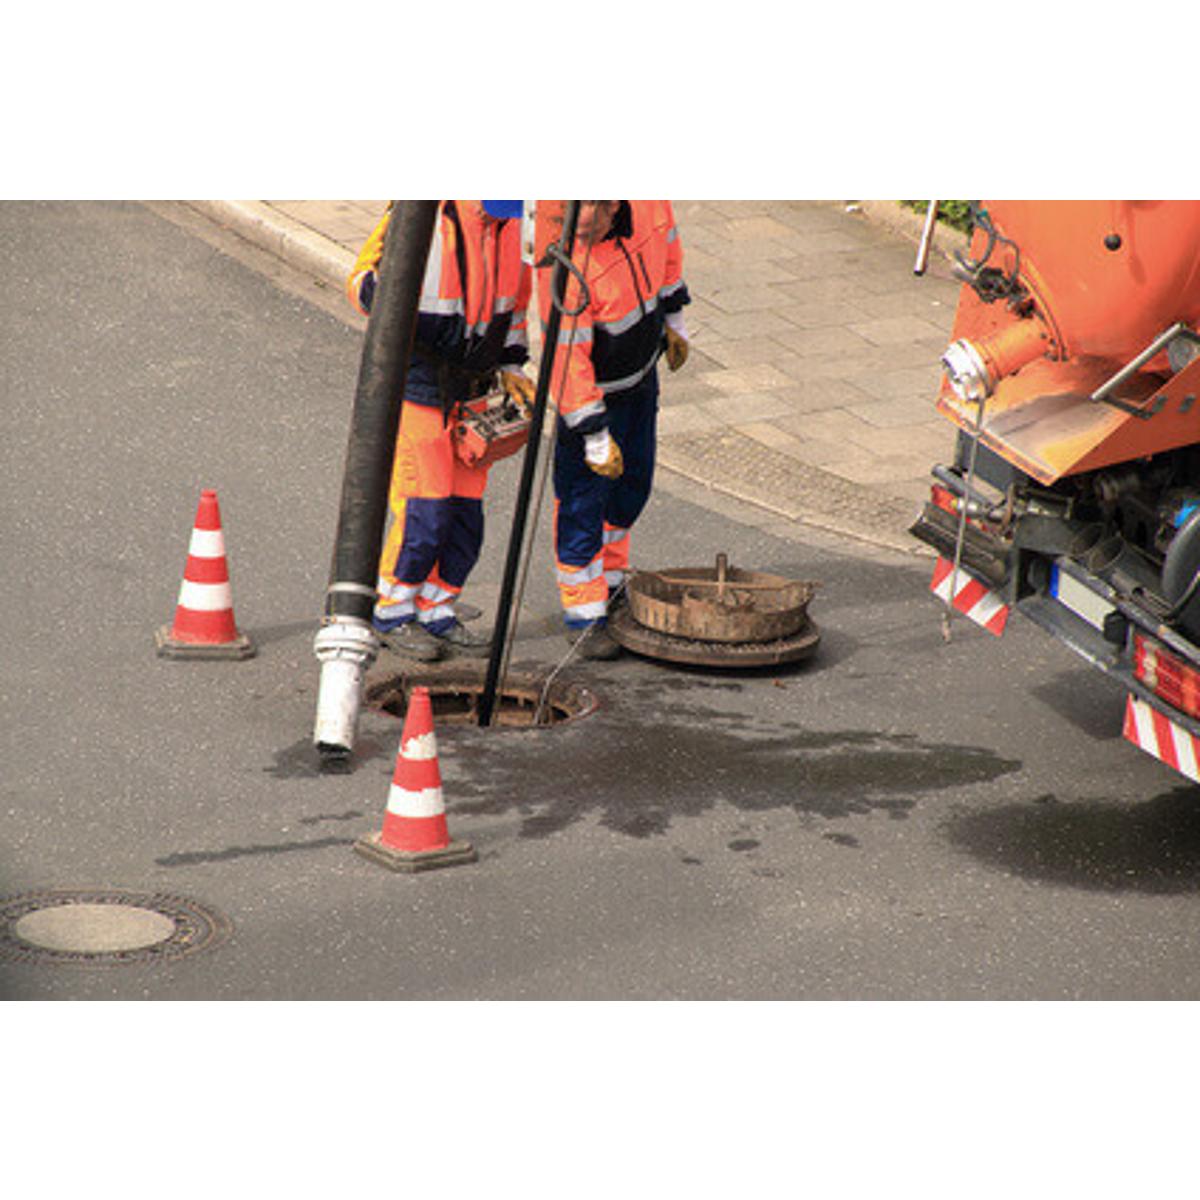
552, 372, 658, 628
375, 401, 489, 634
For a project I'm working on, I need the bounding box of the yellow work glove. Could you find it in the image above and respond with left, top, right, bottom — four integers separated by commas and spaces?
500, 369, 536, 416
664, 325, 689, 372
584, 428, 624, 479
346, 269, 377, 316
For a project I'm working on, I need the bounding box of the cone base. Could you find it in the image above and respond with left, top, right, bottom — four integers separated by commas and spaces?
353, 831, 477, 874
156, 625, 256, 660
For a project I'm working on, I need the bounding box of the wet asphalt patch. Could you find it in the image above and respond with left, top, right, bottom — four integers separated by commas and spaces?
443, 698, 1021, 840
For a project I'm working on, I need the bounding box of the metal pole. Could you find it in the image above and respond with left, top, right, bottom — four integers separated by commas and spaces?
914, 201, 939, 276
313, 200, 439, 765
477, 201, 581, 727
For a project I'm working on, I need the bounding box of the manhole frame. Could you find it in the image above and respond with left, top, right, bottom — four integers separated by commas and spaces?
0, 890, 232, 967
364, 664, 600, 730
608, 605, 821, 668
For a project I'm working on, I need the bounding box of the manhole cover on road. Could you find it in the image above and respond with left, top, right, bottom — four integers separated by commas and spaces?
0, 891, 231, 967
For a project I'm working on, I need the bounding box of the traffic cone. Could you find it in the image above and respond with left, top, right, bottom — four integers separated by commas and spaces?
155, 489, 255, 660
354, 686, 477, 873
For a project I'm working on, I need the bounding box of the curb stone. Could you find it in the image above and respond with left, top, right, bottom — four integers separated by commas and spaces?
186, 200, 355, 288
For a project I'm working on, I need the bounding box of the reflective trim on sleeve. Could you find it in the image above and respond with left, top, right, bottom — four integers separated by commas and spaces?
561, 398, 607, 428
594, 295, 659, 337
556, 325, 594, 347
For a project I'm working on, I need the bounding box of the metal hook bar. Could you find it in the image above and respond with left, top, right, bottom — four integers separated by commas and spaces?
1090, 322, 1189, 409
914, 201, 939, 275
546, 240, 591, 317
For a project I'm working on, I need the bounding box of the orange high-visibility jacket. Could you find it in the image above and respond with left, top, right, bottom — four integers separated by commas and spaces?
348, 201, 531, 406
538, 200, 689, 433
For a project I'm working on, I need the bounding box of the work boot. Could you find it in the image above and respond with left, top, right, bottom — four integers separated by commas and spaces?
377, 619, 445, 662
434, 620, 493, 658
565, 622, 621, 661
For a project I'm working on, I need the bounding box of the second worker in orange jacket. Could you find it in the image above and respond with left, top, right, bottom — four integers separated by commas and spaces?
537, 200, 691, 659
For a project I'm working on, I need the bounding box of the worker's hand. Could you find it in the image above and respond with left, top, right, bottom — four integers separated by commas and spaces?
584, 428, 624, 479
664, 326, 689, 372
347, 269, 377, 316
500, 369, 536, 416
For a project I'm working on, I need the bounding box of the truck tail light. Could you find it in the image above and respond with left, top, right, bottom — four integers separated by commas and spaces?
930, 483, 958, 515
1133, 632, 1200, 719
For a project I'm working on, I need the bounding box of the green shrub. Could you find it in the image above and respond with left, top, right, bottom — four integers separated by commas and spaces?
901, 201, 974, 234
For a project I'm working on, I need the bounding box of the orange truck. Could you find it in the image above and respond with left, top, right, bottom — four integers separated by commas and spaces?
910, 201, 1200, 781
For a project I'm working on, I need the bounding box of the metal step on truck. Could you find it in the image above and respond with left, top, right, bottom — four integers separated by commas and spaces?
909, 201, 1200, 782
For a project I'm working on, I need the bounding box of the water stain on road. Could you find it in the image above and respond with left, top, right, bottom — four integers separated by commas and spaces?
444, 699, 1020, 841
944, 784, 1200, 893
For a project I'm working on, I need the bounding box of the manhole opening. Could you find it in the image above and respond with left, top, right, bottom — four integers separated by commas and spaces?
365, 667, 598, 729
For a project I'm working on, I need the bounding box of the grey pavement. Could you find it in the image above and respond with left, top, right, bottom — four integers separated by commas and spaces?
186, 199, 968, 555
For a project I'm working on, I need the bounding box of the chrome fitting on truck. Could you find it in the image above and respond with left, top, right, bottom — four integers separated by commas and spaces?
941, 338, 992, 403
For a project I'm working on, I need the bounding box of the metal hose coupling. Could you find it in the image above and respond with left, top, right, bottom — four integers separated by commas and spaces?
942, 318, 1050, 403
312, 618, 380, 762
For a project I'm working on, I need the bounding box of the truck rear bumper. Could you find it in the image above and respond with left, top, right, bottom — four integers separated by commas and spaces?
1124, 696, 1200, 783
926, 543, 1200, 782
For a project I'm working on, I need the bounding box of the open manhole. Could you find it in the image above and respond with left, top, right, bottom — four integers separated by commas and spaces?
365, 665, 598, 729
0, 890, 231, 967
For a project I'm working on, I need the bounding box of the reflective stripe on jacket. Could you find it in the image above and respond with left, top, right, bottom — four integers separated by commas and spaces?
537, 200, 689, 433
347, 201, 531, 406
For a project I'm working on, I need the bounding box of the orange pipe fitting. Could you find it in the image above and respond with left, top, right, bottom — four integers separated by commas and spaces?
973, 318, 1051, 383
943, 318, 1050, 402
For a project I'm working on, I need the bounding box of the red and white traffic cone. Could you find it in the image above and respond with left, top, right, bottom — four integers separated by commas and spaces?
155, 489, 255, 660
354, 686, 477, 873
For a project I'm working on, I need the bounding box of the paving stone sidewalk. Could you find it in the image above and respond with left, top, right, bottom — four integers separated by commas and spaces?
188, 199, 968, 554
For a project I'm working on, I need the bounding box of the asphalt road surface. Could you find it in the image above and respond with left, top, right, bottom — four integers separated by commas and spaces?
5, 201, 1200, 1004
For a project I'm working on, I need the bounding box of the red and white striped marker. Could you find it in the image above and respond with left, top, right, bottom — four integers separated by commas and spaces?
930, 556, 1009, 636
354, 687, 476, 873
156, 489, 254, 659
1123, 694, 1200, 783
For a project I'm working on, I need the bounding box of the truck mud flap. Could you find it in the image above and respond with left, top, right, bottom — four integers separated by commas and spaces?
930, 556, 1010, 636
1123, 695, 1200, 783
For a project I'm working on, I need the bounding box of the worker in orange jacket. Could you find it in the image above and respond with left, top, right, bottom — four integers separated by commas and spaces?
537, 200, 690, 659
347, 200, 534, 661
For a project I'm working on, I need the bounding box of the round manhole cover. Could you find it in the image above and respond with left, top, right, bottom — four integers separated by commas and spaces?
0, 891, 231, 966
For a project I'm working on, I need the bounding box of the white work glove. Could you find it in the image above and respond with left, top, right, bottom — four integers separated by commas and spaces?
584, 428, 624, 479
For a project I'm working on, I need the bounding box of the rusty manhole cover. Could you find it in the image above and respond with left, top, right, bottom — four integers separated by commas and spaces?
365, 665, 599, 728
0, 890, 231, 966
608, 605, 820, 668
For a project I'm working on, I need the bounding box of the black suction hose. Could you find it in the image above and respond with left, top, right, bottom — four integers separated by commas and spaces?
325, 201, 439, 622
